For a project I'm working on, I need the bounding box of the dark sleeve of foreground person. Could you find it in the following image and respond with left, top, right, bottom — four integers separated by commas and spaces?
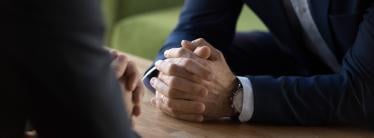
0, 0, 137, 137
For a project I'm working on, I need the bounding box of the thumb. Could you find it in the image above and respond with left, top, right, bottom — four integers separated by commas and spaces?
193, 46, 211, 59
192, 38, 221, 60
181, 40, 197, 51
181, 40, 211, 59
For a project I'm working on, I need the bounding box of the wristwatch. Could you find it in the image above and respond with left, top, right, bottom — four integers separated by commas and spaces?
231, 77, 244, 116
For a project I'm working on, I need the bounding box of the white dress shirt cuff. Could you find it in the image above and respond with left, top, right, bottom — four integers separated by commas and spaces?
142, 67, 157, 92
237, 76, 254, 122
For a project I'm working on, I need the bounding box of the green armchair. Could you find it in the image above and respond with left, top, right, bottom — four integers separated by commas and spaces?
101, 0, 182, 44
102, 0, 183, 30
103, 0, 267, 60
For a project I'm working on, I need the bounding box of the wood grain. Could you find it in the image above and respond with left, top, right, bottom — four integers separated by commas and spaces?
126, 53, 374, 138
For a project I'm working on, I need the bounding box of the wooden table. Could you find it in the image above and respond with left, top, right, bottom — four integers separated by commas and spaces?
127, 53, 374, 138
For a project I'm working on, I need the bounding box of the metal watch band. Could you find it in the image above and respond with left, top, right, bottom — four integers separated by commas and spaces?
230, 77, 244, 115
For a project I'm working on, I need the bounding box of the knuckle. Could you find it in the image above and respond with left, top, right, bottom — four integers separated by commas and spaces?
119, 53, 128, 59
167, 88, 177, 97
159, 83, 169, 93
196, 38, 205, 43
153, 80, 161, 90
127, 60, 135, 67
164, 87, 173, 97
119, 55, 128, 62
157, 73, 164, 79
168, 63, 179, 74
168, 76, 178, 87
110, 49, 117, 54
196, 87, 207, 97
176, 48, 185, 56
197, 38, 207, 46
182, 59, 193, 66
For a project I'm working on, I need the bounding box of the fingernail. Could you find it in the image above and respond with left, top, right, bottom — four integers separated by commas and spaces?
164, 50, 170, 56
181, 40, 187, 45
191, 39, 199, 45
197, 116, 204, 122
199, 103, 206, 113
155, 60, 162, 67
201, 88, 208, 97
150, 78, 156, 87
182, 40, 193, 46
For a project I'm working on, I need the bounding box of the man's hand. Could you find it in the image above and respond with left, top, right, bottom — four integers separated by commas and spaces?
150, 38, 237, 122
109, 49, 144, 117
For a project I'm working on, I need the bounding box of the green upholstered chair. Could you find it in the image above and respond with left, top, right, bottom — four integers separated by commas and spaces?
101, 0, 183, 44
103, 0, 267, 60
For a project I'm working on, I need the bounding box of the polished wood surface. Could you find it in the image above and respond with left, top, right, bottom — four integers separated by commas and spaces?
127, 53, 374, 138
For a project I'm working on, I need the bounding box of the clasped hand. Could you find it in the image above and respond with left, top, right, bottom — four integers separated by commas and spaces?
109, 49, 144, 118
150, 38, 237, 122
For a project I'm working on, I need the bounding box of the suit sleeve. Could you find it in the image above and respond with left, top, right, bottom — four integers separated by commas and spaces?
25, 0, 137, 137
144, 0, 244, 91
248, 4, 374, 126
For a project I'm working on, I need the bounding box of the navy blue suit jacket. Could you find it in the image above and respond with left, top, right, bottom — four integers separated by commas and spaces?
146, 0, 374, 126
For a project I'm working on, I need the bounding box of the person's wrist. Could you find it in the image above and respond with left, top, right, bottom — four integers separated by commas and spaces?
225, 75, 237, 93
217, 75, 237, 117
